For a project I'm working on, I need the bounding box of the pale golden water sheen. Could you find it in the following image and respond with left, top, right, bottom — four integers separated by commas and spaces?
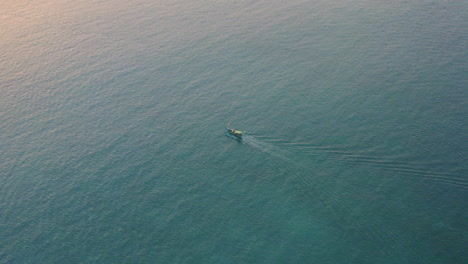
1, 1, 466, 263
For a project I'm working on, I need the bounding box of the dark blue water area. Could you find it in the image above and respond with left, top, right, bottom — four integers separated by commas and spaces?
1, 0, 467, 263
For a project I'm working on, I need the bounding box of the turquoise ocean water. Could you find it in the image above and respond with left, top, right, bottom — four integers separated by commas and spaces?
1, 1, 467, 263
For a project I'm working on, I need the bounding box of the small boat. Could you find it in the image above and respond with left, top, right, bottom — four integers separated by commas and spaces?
225, 127, 243, 139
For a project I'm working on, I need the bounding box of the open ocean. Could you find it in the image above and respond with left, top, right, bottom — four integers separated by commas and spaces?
1, 0, 467, 263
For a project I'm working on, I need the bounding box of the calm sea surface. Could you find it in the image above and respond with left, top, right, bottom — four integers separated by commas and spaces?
1, 0, 467, 263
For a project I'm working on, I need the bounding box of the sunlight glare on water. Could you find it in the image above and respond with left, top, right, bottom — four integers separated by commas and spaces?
1, 0, 466, 263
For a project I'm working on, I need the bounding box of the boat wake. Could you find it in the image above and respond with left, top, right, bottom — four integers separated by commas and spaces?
241, 135, 296, 164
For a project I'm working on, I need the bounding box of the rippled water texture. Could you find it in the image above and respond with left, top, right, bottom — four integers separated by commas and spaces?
1, 0, 466, 263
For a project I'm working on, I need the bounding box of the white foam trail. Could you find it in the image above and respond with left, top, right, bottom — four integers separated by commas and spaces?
242, 135, 295, 164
